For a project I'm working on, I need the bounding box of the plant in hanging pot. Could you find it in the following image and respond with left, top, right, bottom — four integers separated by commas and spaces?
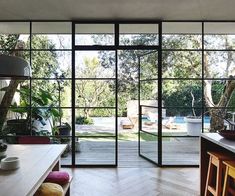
184, 91, 202, 136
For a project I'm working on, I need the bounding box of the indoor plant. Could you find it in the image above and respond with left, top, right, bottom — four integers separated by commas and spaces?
1, 86, 61, 136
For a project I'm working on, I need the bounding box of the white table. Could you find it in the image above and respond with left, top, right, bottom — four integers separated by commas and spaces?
0, 144, 66, 196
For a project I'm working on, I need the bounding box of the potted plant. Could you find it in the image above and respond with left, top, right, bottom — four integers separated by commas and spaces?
1, 86, 61, 136
184, 91, 202, 136
5, 104, 30, 136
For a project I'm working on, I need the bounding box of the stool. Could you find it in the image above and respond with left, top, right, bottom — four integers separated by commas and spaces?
222, 161, 235, 196
205, 152, 234, 196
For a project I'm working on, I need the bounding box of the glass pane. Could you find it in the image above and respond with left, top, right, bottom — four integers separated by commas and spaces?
0, 79, 30, 106
140, 80, 158, 100
204, 80, 235, 107
75, 137, 115, 165
76, 80, 115, 107
0, 22, 30, 49
76, 51, 115, 78
75, 24, 114, 46
75, 108, 115, 136
204, 51, 235, 78
32, 51, 71, 78
204, 107, 235, 131
162, 51, 202, 78
56, 136, 72, 165
0, 79, 30, 136
3, 107, 30, 136
32, 22, 71, 49
119, 24, 158, 45
31, 79, 71, 107
205, 22, 235, 49
162, 137, 199, 165
141, 106, 158, 134
163, 108, 203, 136
118, 50, 138, 82
140, 51, 158, 80
163, 80, 202, 107
31, 80, 55, 106
140, 131, 158, 163
163, 22, 202, 49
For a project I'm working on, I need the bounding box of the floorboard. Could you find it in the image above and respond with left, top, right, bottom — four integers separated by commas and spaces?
61, 138, 199, 166
64, 167, 200, 196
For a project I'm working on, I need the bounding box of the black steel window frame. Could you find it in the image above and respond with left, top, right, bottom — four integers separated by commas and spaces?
137, 48, 160, 166
73, 22, 119, 167
1, 20, 235, 168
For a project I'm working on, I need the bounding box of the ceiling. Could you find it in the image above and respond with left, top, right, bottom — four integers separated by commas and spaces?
0, 0, 235, 21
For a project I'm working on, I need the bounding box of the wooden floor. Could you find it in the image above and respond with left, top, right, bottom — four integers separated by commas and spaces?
62, 138, 200, 195
61, 138, 199, 166
64, 167, 200, 196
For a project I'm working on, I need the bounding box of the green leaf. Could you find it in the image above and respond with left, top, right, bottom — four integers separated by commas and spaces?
50, 108, 61, 118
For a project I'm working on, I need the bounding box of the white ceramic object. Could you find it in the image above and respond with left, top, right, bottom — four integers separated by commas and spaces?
1, 157, 20, 170
184, 117, 202, 136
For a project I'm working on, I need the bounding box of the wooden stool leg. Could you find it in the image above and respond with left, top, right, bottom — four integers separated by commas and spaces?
205, 156, 212, 196
223, 166, 229, 196
217, 161, 223, 195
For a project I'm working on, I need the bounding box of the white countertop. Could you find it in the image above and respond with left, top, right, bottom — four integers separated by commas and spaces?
201, 133, 235, 153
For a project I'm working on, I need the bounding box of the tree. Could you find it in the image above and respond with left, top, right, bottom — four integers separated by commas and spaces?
76, 56, 115, 118
94, 33, 235, 132
204, 36, 235, 131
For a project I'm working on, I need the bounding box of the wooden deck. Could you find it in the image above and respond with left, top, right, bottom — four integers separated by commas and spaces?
61, 137, 199, 166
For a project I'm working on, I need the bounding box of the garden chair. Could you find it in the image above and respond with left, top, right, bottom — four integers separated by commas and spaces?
162, 116, 177, 129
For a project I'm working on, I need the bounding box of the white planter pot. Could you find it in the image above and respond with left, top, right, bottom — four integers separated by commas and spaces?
184, 117, 202, 136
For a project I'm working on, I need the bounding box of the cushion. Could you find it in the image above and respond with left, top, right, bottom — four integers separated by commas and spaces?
34, 183, 63, 196
45, 171, 70, 185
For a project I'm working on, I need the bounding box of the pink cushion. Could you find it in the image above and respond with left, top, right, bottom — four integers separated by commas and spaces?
45, 171, 70, 185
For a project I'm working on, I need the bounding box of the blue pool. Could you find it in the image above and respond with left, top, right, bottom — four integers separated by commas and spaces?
174, 116, 210, 124
142, 115, 211, 124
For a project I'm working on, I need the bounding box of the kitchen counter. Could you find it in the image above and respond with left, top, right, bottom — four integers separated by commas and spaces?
200, 133, 235, 195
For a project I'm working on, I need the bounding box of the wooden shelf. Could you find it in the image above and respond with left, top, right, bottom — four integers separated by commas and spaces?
62, 176, 73, 196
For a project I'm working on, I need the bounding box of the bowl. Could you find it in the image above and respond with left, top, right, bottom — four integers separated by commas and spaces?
218, 130, 235, 141
1, 157, 20, 170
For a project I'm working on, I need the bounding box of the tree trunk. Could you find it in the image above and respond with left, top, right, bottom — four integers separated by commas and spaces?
0, 80, 21, 132
209, 108, 227, 131
84, 108, 90, 118
0, 38, 24, 133
204, 51, 235, 132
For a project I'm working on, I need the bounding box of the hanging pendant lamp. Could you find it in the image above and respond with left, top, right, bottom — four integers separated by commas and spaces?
0, 55, 31, 78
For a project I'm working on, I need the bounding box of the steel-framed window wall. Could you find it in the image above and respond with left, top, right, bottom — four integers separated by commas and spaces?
0, 20, 235, 167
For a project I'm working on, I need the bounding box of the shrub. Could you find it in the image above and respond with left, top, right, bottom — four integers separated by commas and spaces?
75, 116, 93, 125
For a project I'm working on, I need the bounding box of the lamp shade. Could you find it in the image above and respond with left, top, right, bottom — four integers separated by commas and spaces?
0, 55, 31, 78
